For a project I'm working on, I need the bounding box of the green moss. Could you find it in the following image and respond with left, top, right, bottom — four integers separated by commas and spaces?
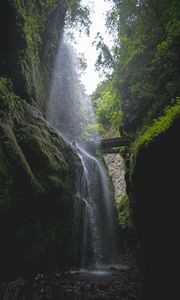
0, 0, 91, 277
0, 77, 19, 118
0, 79, 83, 272
1, 1, 90, 112
0, 79, 41, 209
118, 194, 131, 230
8, 0, 66, 109
0, 145, 13, 209
130, 97, 180, 171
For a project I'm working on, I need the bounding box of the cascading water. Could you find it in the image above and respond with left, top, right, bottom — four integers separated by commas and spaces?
46, 32, 117, 270
46, 33, 97, 141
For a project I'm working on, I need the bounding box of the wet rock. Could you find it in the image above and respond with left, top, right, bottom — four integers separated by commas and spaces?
0, 80, 83, 277
110, 266, 117, 271
0, 252, 143, 300
104, 153, 126, 206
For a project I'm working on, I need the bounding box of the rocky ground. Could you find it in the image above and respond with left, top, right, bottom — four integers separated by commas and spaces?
0, 250, 144, 300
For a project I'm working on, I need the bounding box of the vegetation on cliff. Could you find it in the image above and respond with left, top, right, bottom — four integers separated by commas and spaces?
0, 77, 83, 277
0, 0, 91, 278
0, 0, 90, 110
91, 3, 180, 297
92, 79, 122, 136
0, 2, 179, 294
130, 96, 180, 172
92, 0, 180, 235
93, 0, 180, 138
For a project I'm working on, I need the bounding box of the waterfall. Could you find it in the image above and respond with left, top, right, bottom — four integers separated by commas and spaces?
46, 33, 116, 269
46, 34, 97, 141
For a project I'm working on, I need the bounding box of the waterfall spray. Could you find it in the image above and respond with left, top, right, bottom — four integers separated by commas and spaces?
46, 32, 117, 269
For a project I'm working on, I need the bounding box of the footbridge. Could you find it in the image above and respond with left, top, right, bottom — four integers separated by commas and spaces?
78, 136, 130, 154
99, 136, 130, 150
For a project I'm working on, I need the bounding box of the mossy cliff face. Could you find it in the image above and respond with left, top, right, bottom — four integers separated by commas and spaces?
127, 103, 180, 299
0, 0, 66, 111
0, 78, 83, 279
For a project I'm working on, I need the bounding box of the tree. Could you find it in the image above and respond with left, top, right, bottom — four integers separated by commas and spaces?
95, 0, 180, 136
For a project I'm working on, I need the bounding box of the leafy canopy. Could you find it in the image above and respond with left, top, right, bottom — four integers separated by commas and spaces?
94, 0, 180, 137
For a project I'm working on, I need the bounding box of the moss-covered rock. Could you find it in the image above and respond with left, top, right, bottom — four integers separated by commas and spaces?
125, 99, 180, 299
0, 0, 67, 110
123, 98, 180, 224
0, 78, 82, 279
130, 97, 180, 174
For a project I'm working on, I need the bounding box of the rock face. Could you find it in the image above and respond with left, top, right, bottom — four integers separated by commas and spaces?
104, 154, 126, 207
131, 117, 180, 299
0, 0, 66, 110
0, 0, 87, 280
0, 81, 82, 278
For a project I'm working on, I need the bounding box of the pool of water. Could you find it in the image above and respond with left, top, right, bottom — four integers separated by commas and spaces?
69, 264, 130, 276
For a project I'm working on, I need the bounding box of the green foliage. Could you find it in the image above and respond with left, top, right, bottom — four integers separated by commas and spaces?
130, 97, 180, 168
80, 123, 105, 140
100, 0, 180, 136
0, 77, 19, 119
92, 79, 122, 135
65, 0, 91, 34
0, 1, 90, 110
118, 194, 131, 230
6, 0, 63, 107
93, 32, 114, 74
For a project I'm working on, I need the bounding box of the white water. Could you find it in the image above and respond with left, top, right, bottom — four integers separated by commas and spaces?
70, 264, 130, 277
46, 33, 116, 269
46, 33, 97, 141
